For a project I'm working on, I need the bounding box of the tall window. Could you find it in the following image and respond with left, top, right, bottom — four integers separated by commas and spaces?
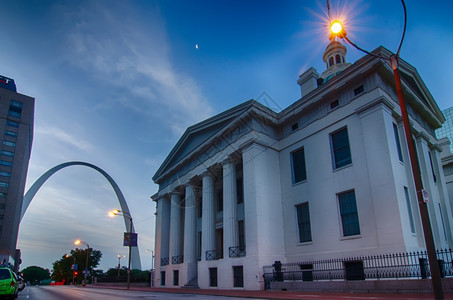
238, 220, 245, 251
338, 190, 360, 236
291, 148, 307, 183
197, 231, 202, 261
173, 270, 179, 286
233, 266, 244, 287
209, 268, 218, 287
438, 203, 448, 241
160, 271, 165, 286
331, 128, 352, 169
428, 151, 437, 183
404, 187, 415, 234
393, 123, 404, 162
296, 203, 312, 243
8, 100, 23, 118
236, 177, 244, 203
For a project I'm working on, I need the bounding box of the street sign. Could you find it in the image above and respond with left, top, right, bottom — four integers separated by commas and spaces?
422, 189, 429, 203
123, 232, 138, 247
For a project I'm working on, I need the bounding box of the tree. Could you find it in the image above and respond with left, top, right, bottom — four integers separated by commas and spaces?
21, 266, 50, 285
51, 248, 102, 284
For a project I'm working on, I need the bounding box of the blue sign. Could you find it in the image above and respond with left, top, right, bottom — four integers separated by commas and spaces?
123, 232, 138, 247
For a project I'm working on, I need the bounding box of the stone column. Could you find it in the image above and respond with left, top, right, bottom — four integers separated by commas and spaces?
222, 158, 238, 258
201, 172, 215, 260
183, 184, 197, 263
160, 196, 170, 264
169, 191, 182, 263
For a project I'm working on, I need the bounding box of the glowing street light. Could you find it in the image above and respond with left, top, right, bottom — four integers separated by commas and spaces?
74, 239, 90, 285
329, 20, 346, 39
327, 1, 443, 299
117, 254, 126, 278
109, 209, 134, 290
65, 254, 76, 285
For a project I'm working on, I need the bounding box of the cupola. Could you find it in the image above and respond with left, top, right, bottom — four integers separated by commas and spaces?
320, 40, 351, 82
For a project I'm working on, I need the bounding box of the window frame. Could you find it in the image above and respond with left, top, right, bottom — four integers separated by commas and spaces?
296, 202, 312, 243
209, 267, 218, 287
393, 123, 404, 163
330, 127, 352, 169
291, 147, 307, 184
338, 190, 360, 237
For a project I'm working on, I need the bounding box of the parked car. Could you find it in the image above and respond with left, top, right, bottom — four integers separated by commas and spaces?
16, 274, 25, 291
0, 267, 18, 299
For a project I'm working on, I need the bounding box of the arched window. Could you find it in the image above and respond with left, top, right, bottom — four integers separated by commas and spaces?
336, 54, 341, 64
329, 57, 334, 67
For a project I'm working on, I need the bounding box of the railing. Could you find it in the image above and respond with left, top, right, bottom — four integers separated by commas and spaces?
263, 249, 453, 288
206, 249, 222, 261
229, 245, 246, 258
172, 255, 184, 264
160, 257, 169, 266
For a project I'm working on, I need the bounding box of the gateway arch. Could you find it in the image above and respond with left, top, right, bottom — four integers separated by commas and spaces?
20, 161, 141, 270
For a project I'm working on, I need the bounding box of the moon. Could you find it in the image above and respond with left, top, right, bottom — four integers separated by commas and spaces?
195, 44, 199, 50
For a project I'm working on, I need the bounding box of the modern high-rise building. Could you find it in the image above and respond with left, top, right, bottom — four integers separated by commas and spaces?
152, 41, 452, 290
0, 75, 34, 271
436, 107, 453, 153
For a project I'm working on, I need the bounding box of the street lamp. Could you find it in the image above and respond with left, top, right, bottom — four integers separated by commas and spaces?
65, 254, 76, 285
328, 1, 443, 299
117, 254, 126, 278
146, 249, 155, 287
145, 249, 155, 270
74, 239, 90, 285
109, 209, 134, 290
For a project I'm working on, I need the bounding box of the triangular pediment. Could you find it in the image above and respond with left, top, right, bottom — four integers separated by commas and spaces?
369, 47, 445, 128
153, 100, 270, 182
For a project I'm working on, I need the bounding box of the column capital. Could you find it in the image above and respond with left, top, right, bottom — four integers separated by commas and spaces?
201, 169, 215, 178
169, 188, 183, 196
221, 156, 239, 166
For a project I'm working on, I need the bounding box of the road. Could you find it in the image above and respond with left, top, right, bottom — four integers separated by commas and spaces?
17, 286, 262, 300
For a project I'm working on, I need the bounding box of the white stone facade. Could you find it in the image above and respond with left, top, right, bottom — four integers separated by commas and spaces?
152, 44, 453, 290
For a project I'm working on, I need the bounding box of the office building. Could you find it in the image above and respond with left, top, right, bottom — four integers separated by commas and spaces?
0, 75, 34, 271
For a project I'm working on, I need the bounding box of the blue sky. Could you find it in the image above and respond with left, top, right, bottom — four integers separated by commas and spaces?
0, 0, 451, 272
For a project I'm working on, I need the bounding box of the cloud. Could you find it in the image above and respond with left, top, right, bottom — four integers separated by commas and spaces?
59, 1, 213, 136
36, 127, 93, 152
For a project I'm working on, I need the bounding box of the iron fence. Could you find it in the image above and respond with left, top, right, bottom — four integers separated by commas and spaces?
206, 249, 222, 261
263, 249, 453, 288
229, 245, 246, 258
160, 257, 169, 266
172, 255, 184, 264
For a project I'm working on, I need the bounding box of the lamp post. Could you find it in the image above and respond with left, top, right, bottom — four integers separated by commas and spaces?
65, 254, 76, 285
327, 1, 443, 299
146, 249, 155, 287
109, 209, 134, 290
117, 254, 126, 278
74, 239, 90, 286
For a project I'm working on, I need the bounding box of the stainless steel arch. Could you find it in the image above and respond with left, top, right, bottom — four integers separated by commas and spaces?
20, 161, 141, 270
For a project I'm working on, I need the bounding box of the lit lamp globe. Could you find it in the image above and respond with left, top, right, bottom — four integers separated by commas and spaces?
329, 20, 346, 39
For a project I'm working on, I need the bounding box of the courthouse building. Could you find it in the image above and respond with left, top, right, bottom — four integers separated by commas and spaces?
152, 41, 453, 290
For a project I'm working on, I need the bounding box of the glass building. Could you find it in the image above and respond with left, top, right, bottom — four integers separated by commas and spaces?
436, 107, 453, 153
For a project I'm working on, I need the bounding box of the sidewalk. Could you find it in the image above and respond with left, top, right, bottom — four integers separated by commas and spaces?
88, 285, 453, 299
